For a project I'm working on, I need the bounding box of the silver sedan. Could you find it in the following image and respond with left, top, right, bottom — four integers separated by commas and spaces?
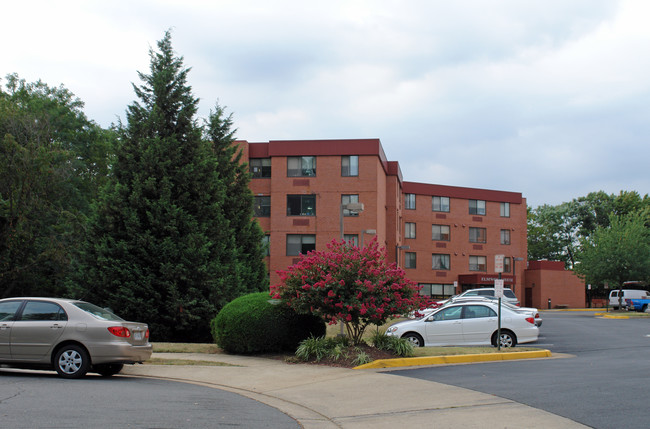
0, 297, 152, 378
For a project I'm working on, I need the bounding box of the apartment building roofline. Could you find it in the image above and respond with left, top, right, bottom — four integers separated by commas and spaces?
241, 138, 402, 181
403, 181, 523, 204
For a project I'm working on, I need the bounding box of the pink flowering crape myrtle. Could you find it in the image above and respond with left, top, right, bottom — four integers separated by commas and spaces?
270, 238, 433, 345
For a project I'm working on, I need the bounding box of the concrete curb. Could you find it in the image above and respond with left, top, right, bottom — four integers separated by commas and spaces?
354, 349, 552, 369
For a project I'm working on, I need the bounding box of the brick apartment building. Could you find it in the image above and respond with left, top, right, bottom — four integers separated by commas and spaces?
237, 138, 583, 308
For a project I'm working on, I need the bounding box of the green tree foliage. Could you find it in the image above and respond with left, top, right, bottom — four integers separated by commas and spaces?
271, 238, 431, 345
204, 104, 268, 296
0, 75, 113, 297
75, 31, 266, 342
527, 203, 578, 267
528, 190, 650, 268
574, 212, 650, 294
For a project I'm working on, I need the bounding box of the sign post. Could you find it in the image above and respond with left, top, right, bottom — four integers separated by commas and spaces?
494, 255, 505, 350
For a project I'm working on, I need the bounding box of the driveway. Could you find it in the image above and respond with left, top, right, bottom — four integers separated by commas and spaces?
0, 370, 300, 428
388, 310, 650, 429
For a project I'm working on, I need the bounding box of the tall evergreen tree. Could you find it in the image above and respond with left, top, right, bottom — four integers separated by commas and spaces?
205, 104, 268, 295
76, 31, 266, 342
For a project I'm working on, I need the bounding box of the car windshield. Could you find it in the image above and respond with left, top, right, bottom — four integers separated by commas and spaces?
73, 301, 124, 321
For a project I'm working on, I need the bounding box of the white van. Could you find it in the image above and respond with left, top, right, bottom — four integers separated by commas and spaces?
609, 289, 649, 310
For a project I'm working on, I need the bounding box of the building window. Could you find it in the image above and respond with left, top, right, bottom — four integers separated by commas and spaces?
262, 235, 270, 256
287, 156, 316, 177
432, 224, 450, 241
469, 255, 487, 271
341, 155, 359, 177
253, 196, 271, 217
250, 158, 271, 178
469, 200, 486, 215
501, 229, 511, 245
432, 196, 450, 212
405, 252, 417, 269
419, 283, 455, 299
432, 254, 450, 270
500, 202, 510, 217
405, 193, 416, 210
504, 256, 511, 273
287, 195, 316, 216
343, 234, 359, 246
469, 227, 486, 243
341, 194, 360, 216
286, 234, 316, 256
405, 222, 416, 239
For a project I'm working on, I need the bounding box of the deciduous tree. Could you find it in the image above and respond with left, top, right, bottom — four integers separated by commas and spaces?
574, 212, 650, 306
271, 238, 430, 345
0, 75, 113, 297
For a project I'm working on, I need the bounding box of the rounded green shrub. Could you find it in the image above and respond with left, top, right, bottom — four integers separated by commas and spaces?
211, 292, 326, 354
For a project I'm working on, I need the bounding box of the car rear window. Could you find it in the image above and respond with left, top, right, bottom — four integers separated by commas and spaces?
73, 301, 124, 321
504, 290, 516, 298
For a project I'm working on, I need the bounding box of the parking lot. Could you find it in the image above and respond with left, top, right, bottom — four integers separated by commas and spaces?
389, 310, 650, 429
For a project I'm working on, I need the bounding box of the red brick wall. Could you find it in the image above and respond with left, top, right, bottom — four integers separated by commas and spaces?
524, 261, 585, 309
400, 186, 527, 298
239, 139, 529, 293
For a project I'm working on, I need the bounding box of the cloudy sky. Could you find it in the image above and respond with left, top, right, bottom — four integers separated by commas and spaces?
4, 0, 649, 207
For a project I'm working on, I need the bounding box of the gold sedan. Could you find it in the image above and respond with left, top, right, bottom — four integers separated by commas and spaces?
0, 297, 152, 378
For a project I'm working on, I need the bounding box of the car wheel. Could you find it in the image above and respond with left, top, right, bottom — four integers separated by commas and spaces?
402, 332, 425, 347
95, 364, 124, 377
54, 345, 90, 379
492, 330, 517, 348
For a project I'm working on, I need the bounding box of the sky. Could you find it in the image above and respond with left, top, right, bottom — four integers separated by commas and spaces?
3, 0, 649, 208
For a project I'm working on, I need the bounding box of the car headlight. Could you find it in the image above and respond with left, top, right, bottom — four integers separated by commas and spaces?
386, 326, 398, 333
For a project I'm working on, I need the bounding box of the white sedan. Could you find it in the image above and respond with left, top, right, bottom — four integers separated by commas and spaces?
386, 301, 539, 348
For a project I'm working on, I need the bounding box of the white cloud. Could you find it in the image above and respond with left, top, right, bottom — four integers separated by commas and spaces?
3, 0, 648, 207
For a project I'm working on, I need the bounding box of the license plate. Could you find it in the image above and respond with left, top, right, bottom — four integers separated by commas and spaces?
134, 331, 143, 340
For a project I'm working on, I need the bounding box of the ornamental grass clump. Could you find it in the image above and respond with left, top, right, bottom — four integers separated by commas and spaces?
271, 238, 434, 345
370, 331, 414, 357
295, 336, 350, 362
351, 349, 371, 366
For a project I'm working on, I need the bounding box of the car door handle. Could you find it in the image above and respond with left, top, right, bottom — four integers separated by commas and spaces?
50, 324, 64, 329
0, 324, 10, 330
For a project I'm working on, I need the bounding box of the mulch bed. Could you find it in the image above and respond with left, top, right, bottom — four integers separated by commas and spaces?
283, 344, 397, 368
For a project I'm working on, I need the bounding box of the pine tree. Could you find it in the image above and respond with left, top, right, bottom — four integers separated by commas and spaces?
76, 31, 265, 341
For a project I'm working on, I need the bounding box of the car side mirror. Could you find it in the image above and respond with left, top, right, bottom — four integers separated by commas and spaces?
426, 316, 434, 322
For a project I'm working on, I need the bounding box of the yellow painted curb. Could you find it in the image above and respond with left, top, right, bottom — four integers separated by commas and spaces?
596, 313, 630, 319
353, 350, 552, 370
